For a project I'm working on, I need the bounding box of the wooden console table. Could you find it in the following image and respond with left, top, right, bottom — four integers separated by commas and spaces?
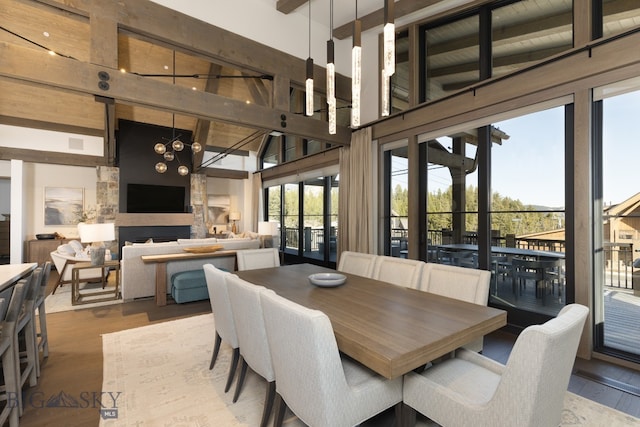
26, 238, 70, 265
141, 250, 237, 306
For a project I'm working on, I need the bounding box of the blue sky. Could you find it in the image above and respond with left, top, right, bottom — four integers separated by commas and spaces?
392, 89, 640, 208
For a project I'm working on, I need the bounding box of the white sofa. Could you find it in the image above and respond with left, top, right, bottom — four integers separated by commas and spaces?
120, 237, 260, 301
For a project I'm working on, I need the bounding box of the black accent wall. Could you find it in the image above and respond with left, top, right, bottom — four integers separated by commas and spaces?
116, 119, 193, 213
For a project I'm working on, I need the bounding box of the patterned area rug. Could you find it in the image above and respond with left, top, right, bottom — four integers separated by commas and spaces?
100, 314, 640, 427
45, 281, 122, 314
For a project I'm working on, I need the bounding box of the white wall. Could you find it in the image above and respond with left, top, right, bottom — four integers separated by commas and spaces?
0, 124, 103, 156
23, 163, 97, 240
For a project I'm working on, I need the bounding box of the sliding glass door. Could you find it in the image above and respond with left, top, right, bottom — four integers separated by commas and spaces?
594, 79, 640, 361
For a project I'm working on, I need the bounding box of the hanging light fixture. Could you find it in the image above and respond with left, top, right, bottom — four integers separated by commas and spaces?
381, 0, 395, 117
154, 50, 203, 175
154, 114, 202, 175
351, 0, 362, 128
327, 0, 336, 134
383, 0, 395, 77
305, 0, 314, 117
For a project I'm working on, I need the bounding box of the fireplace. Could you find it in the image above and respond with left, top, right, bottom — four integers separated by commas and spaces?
117, 226, 190, 259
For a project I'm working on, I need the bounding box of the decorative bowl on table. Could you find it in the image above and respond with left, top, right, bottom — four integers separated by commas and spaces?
308, 272, 347, 287
182, 244, 224, 253
36, 233, 56, 240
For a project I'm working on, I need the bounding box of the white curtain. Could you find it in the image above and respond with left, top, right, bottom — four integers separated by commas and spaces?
338, 127, 373, 256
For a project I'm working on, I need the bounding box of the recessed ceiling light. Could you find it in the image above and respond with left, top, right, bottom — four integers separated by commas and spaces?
163, 65, 169, 70
246, 100, 251, 104
120, 68, 126, 73
192, 87, 197, 91
43, 31, 50, 37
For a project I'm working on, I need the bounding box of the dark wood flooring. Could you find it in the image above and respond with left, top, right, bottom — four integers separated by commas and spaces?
16, 271, 640, 426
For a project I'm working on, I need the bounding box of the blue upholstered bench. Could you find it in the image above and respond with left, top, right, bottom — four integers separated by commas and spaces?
171, 269, 208, 303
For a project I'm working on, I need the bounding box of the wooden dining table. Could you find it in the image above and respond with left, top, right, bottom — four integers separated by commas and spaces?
236, 263, 507, 379
0, 263, 37, 292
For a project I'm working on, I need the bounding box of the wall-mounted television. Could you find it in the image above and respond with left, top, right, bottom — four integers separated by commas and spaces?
126, 183, 186, 213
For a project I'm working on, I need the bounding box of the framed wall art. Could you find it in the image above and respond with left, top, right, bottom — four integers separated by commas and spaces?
44, 187, 84, 226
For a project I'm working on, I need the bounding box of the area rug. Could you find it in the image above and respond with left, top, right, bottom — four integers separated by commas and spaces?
100, 314, 640, 427
45, 281, 122, 314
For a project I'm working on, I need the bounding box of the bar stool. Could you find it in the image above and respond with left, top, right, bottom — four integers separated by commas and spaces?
16, 267, 41, 409
34, 261, 52, 376
2, 278, 29, 418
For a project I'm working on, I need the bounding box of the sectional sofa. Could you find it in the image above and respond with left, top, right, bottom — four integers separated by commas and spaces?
120, 237, 260, 301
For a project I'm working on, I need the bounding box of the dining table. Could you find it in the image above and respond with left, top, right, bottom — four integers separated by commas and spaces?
236, 263, 507, 379
0, 263, 37, 292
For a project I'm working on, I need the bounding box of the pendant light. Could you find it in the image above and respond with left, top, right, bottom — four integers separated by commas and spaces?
305, 0, 314, 117
351, 0, 362, 128
327, 0, 336, 134
381, 0, 395, 117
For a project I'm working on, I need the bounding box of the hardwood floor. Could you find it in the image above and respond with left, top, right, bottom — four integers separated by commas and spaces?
17, 271, 640, 426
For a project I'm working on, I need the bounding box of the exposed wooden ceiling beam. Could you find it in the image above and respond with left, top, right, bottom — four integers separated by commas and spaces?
199, 167, 249, 179
0, 42, 351, 145
0, 146, 106, 167
276, 0, 307, 14
334, 0, 446, 40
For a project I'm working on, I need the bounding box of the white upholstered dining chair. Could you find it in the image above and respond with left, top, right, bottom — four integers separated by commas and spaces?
337, 251, 376, 277
225, 275, 275, 427
260, 289, 403, 427
402, 303, 589, 427
371, 255, 424, 289
236, 248, 280, 271
419, 263, 491, 351
202, 264, 240, 393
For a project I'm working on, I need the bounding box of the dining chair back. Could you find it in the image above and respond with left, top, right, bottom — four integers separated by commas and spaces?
372, 255, 423, 289
337, 251, 376, 277
260, 289, 403, 427
16, 267, 41, 399
4, 276, 31, 416
34, 261, 52, 375
236, 248, 280, 271
202, 264, 240, 393
0, 296, 18, 427
419, 263, 491, 351
403, 303, 589, 427
225, 276, 275, 427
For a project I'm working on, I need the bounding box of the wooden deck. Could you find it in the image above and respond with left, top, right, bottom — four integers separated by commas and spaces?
490, 273, 640, 357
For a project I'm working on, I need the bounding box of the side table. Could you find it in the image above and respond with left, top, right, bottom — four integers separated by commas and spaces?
71, 260, 120, 305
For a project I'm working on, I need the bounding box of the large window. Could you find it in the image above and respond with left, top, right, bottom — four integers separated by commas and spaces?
594, 79, 640, 361
419, 1, 574, 103
490, 106, 566, 317
263, 173, 339, 267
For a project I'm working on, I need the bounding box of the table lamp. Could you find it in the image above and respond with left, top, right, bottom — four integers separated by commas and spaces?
258, 221, 280, 249
229, 211, 241, 234
78, 222, 115, 265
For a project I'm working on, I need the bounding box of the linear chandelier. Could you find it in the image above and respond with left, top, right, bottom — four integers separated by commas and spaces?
382, 0, 395, 117
306, 0, 314, 117
351, 1, 362, 128
327, 0, 337, 135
